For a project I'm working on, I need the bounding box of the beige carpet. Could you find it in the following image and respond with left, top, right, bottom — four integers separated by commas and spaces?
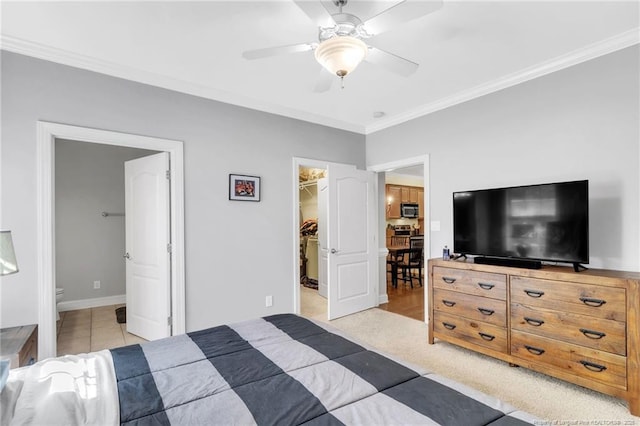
300, 287, 638, 423
300, 285, 327, 319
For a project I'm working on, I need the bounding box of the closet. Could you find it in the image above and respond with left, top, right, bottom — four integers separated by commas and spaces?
299, 168, 326, 295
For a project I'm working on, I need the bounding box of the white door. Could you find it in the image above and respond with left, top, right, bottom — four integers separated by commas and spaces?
324, 164, 377, 320
124, 152, 171, 340
317, 178, 328, 299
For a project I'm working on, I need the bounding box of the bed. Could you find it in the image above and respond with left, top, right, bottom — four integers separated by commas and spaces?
1, 314, 538, 425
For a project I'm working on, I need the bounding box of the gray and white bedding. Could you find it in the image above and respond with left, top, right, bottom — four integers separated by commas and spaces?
2, 314, 538, 425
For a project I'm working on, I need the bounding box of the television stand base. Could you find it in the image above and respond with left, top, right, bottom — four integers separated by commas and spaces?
573, 263, 588, 272
473, 256, 542, 269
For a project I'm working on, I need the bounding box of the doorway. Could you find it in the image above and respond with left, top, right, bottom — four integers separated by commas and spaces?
379, 165, 426, 321
36, 122, 185, 360
368, 155, 430, 323
298, 166, 327, 320
292, 157, 378, 321
54, 140, 161, 355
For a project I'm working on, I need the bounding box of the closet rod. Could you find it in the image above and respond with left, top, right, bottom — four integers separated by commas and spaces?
102, 212, 125, 217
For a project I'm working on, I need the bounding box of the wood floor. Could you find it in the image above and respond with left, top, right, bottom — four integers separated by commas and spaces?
378, 271, 424, 322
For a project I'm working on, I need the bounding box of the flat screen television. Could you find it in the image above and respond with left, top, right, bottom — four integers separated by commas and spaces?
453, 180, 588, 270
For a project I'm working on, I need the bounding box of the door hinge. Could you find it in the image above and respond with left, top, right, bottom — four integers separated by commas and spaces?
167, 243, 172, 253
166, 170, 171, 180
167, 316, 172, 326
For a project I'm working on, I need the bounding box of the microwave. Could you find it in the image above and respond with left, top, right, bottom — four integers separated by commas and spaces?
401, 203, 419, 218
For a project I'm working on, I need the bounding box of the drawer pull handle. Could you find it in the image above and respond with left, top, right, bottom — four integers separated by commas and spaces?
524, 345, 545, 356
477, 282, 495, 290
442, 300, 456, 307
524, 317, 545, 327
579, 297, 606, 308
478, 332, 495, 341
524, 289, 545, 298
580, 328, 606, 340
442, 322, 456, 330
477, 307, 495, 316
580, 360, 607, 373
442, 277, 457, 284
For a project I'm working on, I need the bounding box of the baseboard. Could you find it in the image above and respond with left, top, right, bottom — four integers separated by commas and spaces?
58, 294, 126, 312
378, 294, 389, 305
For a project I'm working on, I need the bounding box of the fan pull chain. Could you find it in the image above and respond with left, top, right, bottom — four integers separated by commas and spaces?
337, 69, 347, 89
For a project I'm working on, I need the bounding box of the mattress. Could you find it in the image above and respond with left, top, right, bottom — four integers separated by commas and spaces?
1, 314, 538, 425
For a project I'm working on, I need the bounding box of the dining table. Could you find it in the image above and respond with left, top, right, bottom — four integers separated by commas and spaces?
387, 245, 412, 288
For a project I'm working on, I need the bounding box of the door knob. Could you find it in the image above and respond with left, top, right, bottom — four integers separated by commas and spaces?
330, 248, 339, 254
123, 252, 131, 260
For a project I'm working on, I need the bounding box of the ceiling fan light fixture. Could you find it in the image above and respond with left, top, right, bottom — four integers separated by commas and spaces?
314, 36, 368, 78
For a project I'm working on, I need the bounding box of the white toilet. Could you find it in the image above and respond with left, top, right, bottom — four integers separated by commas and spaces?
56, 287, 64, 321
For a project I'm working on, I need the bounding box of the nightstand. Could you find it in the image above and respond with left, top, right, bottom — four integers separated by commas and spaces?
0, 324, 38, 368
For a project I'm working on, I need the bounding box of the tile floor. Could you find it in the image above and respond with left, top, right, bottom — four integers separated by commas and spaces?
56, 304, 147, 357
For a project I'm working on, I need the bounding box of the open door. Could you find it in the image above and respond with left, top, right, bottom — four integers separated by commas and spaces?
124, 152, 171, 340
321, 164, 377, 320
317, 177, 328, 299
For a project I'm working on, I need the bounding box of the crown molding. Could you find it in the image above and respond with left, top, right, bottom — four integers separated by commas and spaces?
2, 29, 637, 137
365, 28, 640, 134
0, 35, 365, 134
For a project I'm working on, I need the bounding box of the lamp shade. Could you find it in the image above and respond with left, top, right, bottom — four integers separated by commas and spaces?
314, 36, 368, 77
0, 231, 19, 276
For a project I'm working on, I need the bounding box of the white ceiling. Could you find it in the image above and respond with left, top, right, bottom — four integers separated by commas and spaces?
1, 1, 638, 135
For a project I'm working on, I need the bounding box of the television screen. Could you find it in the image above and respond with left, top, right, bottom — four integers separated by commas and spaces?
453, 180, 588, 264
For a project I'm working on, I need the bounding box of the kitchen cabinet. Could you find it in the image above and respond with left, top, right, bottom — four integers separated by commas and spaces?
409, 187, 419, 203
400, 186, 419, 203
386, 184, 424, 219
386, 185, 402, 219
401, 187, 409, 202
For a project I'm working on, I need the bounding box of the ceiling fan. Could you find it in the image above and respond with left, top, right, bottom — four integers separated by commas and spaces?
242, 0, 443, 92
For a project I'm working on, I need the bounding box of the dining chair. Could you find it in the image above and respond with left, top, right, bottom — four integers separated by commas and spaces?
399, 237, 424, 288
386, 249, 404, 287
390, 236, 410, 247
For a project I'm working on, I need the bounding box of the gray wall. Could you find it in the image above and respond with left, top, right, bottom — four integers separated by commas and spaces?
367, 46, 640, 272
0, 51, 365, 330
55, 139, 157, 302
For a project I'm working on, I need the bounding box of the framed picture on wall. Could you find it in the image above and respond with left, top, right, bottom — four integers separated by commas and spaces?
229, 174, 261, 202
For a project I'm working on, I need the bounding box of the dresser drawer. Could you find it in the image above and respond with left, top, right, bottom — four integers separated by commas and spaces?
433, 267, 506, 300
434, 311, 507, 353
511, 330, 626, 390
511, 303, 626, 355
511, 276, 625, 321
434, 288, 506, 327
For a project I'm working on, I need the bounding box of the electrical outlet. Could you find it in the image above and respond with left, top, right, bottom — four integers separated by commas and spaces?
93, 280, 101, 289
265, 295, 273, 307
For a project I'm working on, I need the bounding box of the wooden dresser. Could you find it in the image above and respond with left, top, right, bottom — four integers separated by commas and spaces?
0, 324, 38, 368
427, 258, 640, 416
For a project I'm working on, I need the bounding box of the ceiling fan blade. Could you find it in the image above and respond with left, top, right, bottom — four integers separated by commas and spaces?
365, 46, 419, 77
242, 43, 315, 60
292, 1, 335, 27
313, 68, 334, 93
363, 0, 443, 35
